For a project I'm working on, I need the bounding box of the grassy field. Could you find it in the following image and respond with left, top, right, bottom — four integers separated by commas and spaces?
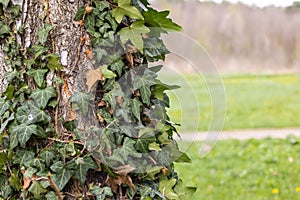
175, 137, 300, 200
158, 74, 300, 132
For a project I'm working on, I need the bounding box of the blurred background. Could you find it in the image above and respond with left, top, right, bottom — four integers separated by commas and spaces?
148, 1, 300, 199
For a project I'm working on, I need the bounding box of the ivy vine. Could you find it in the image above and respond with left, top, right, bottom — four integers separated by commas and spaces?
0, 0, 196, 199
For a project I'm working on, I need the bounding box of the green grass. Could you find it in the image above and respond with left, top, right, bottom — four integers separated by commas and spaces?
175, 137, 300, 199
158, 73, 300, 132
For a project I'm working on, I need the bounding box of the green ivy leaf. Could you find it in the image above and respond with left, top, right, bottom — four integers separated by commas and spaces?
95, 1, 109, 11
110, 137, 142, 164
153, 80, 180, 101
0, 22, 10, 37
30, 87, 57, 109
159, 178, 180, 200
50, 161, 64, 172
133, 70, 156, 105
11, 124, 37, 147
14, 150, 35, 167
46, 54, 64, 71
91, 186, 113, 200
103, 82, 123, 109
69, 92, 93, 116
27, 101, 51, 124
144, 8, 182, 32
0, 0, 10, 8
52, 168, 74, 191
174, 179, 197, 200
0, 98, 11, 116
9, 169, 21, 190
40, 150, 56, 167
0, 113, 14, 134
118, 21, 150, 51
130, 98, 142, 121
28, 181, 47, 199
37, 23, 53, 44
112, 0, 144, 23
33, 45, 49, 59
74, 6, 85, 21
75, 157, 98, 185
45, 191, 59, 200
26, 69, 48, 88
100, 65, 117, 79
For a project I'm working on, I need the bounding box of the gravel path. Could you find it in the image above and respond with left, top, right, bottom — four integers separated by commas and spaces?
176, 128, 300, 141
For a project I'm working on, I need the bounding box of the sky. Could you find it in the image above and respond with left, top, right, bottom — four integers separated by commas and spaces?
198, 0, 296, 7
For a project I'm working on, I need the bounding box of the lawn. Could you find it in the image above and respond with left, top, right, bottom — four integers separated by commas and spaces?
158, 73, 300, 132
175, 137, 300, 199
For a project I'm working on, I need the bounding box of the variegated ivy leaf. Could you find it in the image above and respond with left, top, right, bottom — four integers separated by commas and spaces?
26, 69, 48, 88
30, 87, 57, 109
52, 168, 74, 191
103, 82, 124, 109
14, 150, 35, 167
37, 23, 53, 44
11, 124, 37, 147
69, 92, 93, 116
0, 97, 11, 116
75, 157, 98, 184
28, 181, 47, 199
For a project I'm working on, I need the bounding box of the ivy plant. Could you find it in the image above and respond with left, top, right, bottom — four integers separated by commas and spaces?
0, 0, 196, 199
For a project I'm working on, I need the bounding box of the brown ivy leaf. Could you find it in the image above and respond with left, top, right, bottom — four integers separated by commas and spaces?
86, 68, 103, 91
98, 100, 106, 107
115, 165, 135, 176
106, 175, 136, 193
97, 113, 105, 123
85, 49, 93, 60
23, 177, 31, 190
78, 20, 84, 27
85, 6, 93, 14
162, 167, 168, 175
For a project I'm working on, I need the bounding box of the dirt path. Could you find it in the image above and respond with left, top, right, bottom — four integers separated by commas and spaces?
176, 128, 300, 141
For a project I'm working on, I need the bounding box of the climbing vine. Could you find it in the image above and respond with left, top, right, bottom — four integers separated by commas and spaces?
0, 0, 196, 199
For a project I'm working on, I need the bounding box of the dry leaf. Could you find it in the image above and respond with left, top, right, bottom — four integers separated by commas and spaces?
85, 6, 93, 14
23, 177, 31, 190
98, 100, 106, 107
86, 68, 103, 91
78, 20, 84, 27
97, 113, 105, 123
115, 165, 135, 176
108, 106, 114, 115
162, 167, 168, 175
106, 175, 136, 193
85, 49, 93, 60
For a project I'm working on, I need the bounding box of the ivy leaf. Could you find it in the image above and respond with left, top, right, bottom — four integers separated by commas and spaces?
110, 137, 142, 164
69, 92, 93, 116
27, 101, 51, 124
174, 179, 197, 200
159, 178, 180, 200
30, 87, 57, 109
103, 82, 123, 109
75, 157, 98, 184
46, 54, 64, 71
11, 124, 37, 147
118, 21, 150, 51
45, 191, 59, 200
144, 8, 182, 32
32, 45, 49, 59
14, 150, 35, 167
86, 68, 103, 92
153, 80, 180, 101
50, 161, 64, 172
100, 65, 117, 79
0, 0, 10, 8
130, 98, 142, 121
95, 1, 109, 11
112, 0, 144, 23
0, 113, 14, 134
74, 6, 85, 21
40, 150, 56, 167
0, 22, 10, 37
26, 69, 48, 88
0, 98, 11, 116
52, 168, 74, 191
28, 181, 47, 199
133, 70, 156, 105
37, 23, 53, 44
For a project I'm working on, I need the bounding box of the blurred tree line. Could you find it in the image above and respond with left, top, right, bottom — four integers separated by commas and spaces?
152, 0, 300, 73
